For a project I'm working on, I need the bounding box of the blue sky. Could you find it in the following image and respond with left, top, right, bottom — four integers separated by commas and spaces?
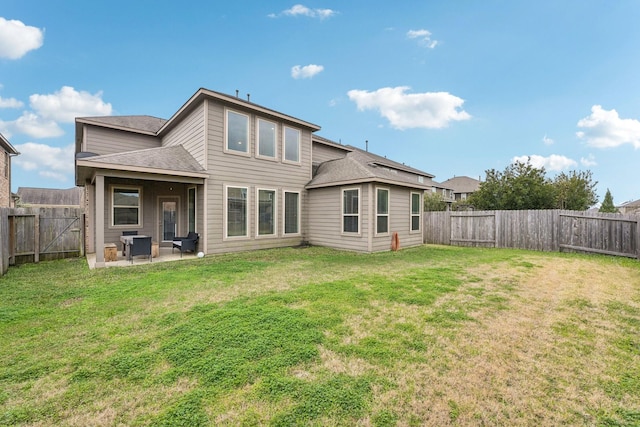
2, 1, 640, 205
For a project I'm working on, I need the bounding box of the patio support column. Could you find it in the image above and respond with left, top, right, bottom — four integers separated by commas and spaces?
95, 174, 105, 268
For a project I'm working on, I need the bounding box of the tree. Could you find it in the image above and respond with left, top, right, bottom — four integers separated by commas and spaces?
553, 170, 598, 210
599, 189, 619, 213
423, 192, 447, 211
469, 160, 555, 210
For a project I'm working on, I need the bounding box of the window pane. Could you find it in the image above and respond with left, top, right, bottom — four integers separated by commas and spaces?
411, 193, 420, 214
284, 192, 299, 234
227, 187, 247, 237
377, 216, 388, 233
227, 111, 248, 153
114, 188, 139, 207
377, 189, 388, 214
412, 215, 420, 231
343, 216, 358, 233
258, 119, 276, 157
343, 190, 358, 215
188, 187, 196, 233
114, 207, 139, 225
258, 189, 275, 235
284, 127, 300, 162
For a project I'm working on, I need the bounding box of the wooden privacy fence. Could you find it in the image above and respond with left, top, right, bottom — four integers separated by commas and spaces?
0, 207, 85, 275
424, 210, 640, 259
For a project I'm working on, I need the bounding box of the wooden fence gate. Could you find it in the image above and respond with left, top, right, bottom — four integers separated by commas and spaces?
424, 210, 640, 260
1, 207, 84, 273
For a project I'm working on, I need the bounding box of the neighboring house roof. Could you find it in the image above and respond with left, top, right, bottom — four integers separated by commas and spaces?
440, 176, 481, 193
617, 199, 640, 213
16, 187, 83, 206
76, 145, 208, 179
430, 180, 455, 191
306, 146, 433, 190
0, 132, 19, 155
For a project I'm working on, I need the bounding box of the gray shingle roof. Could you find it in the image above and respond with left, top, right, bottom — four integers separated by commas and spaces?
307, 148, 432, 190
77, 115, 167, 134
440, 176, 481, 193
79, 145, 205, 175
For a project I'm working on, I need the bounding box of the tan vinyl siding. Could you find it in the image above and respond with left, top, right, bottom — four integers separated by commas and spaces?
161, 101, 206, 167
84, 126, 160, 155
204, 99, 311, 254
312, 142, 349, 164
372, 186, 423, 251
307, 185, 370, 252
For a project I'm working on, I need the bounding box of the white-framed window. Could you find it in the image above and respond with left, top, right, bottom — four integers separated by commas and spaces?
226, 109, 249, 154
188, 187, 196, 233
257, 118, 276, 159
283, 126, 300, 163
257, 188, 276, 236
461, 193, 467, 201
376, 187, 389, 234
112, 186, 142, 227
342, 187, 360, 234
284, 191, 300, 235
411, 192, 421, 232
226, 185, 248, 238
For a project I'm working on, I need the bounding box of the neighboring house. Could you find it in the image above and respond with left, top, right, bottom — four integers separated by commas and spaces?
430, 181, 456, 206
617, 199, 640, 215
440, 175, 481, 202
0, 133, 19, 207
15, 187, 84, 207
75, 88, 434, 267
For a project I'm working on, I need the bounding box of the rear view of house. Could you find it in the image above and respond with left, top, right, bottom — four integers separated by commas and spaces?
75, 88, 434, 267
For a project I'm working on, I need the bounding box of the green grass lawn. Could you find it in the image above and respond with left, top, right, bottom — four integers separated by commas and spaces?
1, 245, 639, 426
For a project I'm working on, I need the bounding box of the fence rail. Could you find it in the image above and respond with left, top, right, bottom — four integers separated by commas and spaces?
0, 207, 85, 276
424, 209, 640, 260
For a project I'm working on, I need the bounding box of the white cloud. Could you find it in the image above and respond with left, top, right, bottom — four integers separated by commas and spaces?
291, 64, 324, 79
580, 154, 597, 167
576, 105, 640, 149
0, 96, 23, 108
511, 154, 577, 171
0, 17, 44, 59
30, 86, 113, 123
13, 142, 74, 182
407, 29, 438, 48
0, 112, 64, 139
270, 4, 337, 19
542, 134, 554, 145
347, 86, 471, 130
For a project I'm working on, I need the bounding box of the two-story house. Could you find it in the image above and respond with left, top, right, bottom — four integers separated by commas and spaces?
75, 88, 434, 267
0, 133, 19, 208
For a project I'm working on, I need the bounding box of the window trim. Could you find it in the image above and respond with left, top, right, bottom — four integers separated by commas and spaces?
256, 187, 277, 237
376, 187, 390, 236
282, 126, 301, 164
342, 187, 360, 235
224, 108, 250, 156
224, 185, 249, 240
110, 185, 142, 228
256, 118, 277, 160
283, 190, 301, 236
410, 191, 421, 233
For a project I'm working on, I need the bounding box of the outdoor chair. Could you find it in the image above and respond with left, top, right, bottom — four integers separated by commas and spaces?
122, 230, 138, 256
172, 232, 199, 257
129, 236, 152, 264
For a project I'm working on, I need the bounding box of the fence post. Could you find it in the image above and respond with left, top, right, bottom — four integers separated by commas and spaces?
636, 217, 640, 261
34, 213, 40, 263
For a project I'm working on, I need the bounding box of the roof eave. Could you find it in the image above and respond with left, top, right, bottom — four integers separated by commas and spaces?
76, 159, 209, 179
306, 177, 432, 190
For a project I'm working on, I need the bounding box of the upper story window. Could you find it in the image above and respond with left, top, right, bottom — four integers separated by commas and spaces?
112, 186, 141, 226
226, 110, 249, 154
376, 188, 389, 234
257, 118, 276, 159
342, 187, 359, 234
283, 127, 300, 163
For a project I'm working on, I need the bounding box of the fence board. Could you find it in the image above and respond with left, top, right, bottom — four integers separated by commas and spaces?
424, 209, 639, 260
